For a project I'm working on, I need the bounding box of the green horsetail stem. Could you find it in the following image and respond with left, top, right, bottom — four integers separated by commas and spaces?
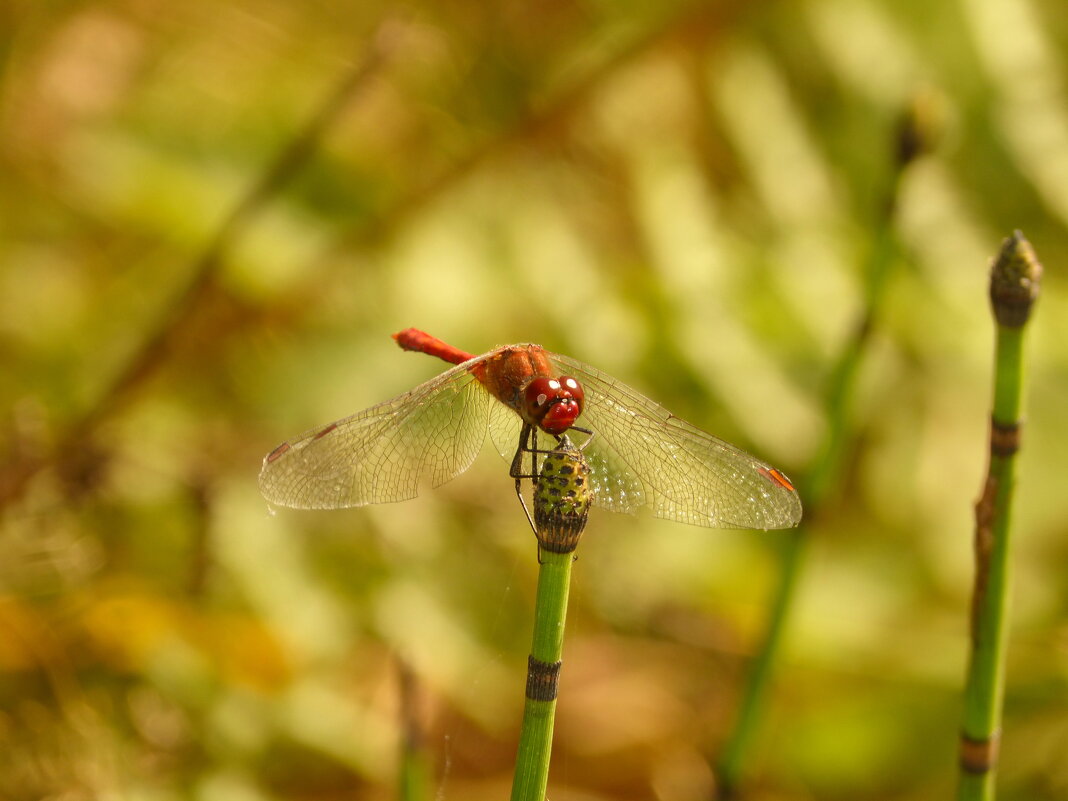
958, 232, 1041, 801
397, 659, 430, 801
717, 93, 943, 798
511, 435, 592, 801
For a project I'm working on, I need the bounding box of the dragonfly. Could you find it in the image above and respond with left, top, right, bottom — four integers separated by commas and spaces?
258, 329, 802, 531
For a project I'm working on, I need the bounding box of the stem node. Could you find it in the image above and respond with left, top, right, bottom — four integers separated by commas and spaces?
959, 730, 1000, 775
989, 419, 1021, 458
525, 657, 562, 702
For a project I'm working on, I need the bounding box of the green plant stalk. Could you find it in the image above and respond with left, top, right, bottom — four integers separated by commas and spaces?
958, 232, 1041, 801
958, 453, 1016, 799
713, 525, 803, 789
511, 548, 573, 801
715, 219, 896, 797
398, 659, 430, 801
713, 90, 950, 794
399, 745, 429, 801
510, 433, 590, 801
714, 321, 865, 788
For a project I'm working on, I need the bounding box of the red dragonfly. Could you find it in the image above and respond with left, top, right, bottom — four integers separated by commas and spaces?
259, 329, 802, 530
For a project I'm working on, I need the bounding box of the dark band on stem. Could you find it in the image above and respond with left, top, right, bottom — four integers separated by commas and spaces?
959, 730, 1000, 774
990, 419, 1021, 458
526, 656, 562, 702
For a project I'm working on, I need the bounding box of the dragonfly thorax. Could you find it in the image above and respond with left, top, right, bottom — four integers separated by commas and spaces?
522, 375, 585, 435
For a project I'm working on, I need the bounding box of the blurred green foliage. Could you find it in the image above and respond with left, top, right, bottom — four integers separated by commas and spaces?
2, 1, 1067, 799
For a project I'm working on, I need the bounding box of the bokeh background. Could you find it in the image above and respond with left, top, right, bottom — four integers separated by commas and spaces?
2, 1, 1067, 799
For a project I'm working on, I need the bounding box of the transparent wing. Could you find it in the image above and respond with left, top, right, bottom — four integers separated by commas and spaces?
259, 355, 500, 509
487, 399, 525, 465
547, 354, 802, 530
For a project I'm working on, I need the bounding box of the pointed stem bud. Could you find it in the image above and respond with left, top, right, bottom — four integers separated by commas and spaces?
989, 231, 1042, 328
896, 86, 946, 167
533, 435, 592, 554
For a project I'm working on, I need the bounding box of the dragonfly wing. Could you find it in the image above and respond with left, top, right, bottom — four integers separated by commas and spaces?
548, 354, 802, 530
259, 360, 495, 509
486, 399, 525, 465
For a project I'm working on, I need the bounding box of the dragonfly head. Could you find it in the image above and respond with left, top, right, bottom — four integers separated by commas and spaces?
523, 375, 585, 435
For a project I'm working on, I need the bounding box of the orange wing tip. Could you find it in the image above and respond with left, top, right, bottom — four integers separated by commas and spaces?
759, 467, 796, 493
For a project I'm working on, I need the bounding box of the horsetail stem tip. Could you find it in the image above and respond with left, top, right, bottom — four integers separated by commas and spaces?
896, 86, 946, 166
533, 435, 592, 554
990, 231, 1042, 328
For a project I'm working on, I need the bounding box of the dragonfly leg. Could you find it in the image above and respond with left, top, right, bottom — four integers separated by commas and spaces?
529, 429, 545, 563
509, 429, 572, 478
510, 424, 538, 535
568, 425, 595, 450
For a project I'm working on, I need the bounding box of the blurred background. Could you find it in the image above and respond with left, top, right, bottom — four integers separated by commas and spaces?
2, 0, 1067, 799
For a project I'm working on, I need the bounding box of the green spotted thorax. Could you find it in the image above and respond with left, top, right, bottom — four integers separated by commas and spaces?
533, 435, 593, 553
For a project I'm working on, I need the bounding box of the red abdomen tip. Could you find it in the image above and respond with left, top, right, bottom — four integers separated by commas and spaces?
392, 329, 475, 365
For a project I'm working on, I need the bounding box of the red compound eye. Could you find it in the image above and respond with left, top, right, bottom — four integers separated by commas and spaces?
558, 375, 584, 408
522, 376, 584, 434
